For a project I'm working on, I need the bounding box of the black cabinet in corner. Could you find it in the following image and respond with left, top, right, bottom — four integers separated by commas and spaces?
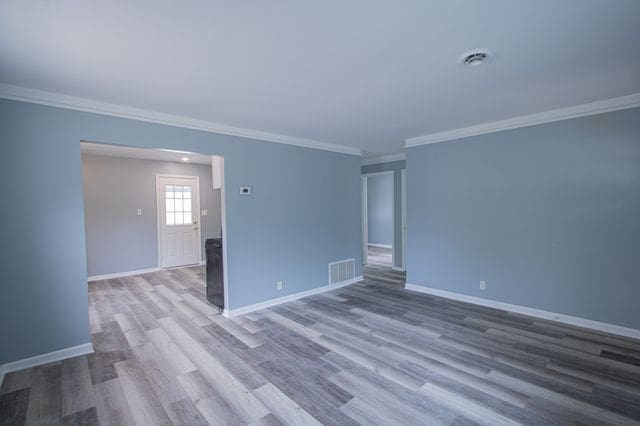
205, 238, 224, 309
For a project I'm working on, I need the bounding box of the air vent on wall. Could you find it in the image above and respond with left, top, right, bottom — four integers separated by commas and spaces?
329, 258, 355, 285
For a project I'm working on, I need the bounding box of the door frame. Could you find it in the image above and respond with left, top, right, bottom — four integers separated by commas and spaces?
361, 170, 395, 266
216, 156, 230, 315
156, 174, 202, 268
401, 168, 407, 271
361, 175, 368, 265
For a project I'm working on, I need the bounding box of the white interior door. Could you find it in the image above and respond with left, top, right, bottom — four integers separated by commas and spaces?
157, 175, 201, 268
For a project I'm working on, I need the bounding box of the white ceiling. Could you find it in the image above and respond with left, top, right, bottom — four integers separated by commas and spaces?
2, 1, 640, 158
81, 141, 213, 165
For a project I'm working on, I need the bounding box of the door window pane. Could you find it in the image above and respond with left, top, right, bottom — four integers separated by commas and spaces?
165, 184, 194, 225
175, 212, 184, 224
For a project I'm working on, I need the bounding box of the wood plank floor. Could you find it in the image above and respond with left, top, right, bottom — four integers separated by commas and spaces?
2, 265, 640, 425
366, 245, 392, 266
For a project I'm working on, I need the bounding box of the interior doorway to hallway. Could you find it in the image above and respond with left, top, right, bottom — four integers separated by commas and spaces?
361, 171, 394, 267
361, 166, 407, 272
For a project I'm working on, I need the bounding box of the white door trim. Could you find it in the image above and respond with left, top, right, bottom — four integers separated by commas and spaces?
156, 174, 202, 268
363, 170, 394, 178
401, 168, 407, 271
362, 170, 395, 266
218, 157, 230, 312
361, 175, 368, 265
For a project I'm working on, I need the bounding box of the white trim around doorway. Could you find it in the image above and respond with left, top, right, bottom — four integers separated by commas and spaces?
361, 170, 395, 267
401, 168, 406, 271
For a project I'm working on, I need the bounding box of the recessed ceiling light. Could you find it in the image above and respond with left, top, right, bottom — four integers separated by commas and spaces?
459, 49, 491, 67
182, 157, 189, 162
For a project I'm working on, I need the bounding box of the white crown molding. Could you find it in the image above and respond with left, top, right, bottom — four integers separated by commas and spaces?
0, 83, 361, 156
405, 92, 640, 147
0, 343, 94, 385
405, 283, 640, 340
361, 152, 406, 165
223, 276, 363, 317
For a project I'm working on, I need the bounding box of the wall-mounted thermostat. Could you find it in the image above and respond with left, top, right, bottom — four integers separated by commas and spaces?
240, 186, 252, 195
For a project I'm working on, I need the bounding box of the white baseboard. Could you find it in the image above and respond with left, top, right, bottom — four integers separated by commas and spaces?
0, 343, 94, 386
391, 266, 406, 272
88, 267, 161, 282
368, 243, 392, 249
405, 283, 640, 340
223, 276, 363, 317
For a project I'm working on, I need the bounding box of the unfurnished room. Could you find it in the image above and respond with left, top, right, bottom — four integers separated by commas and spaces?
1, 1, 639, 425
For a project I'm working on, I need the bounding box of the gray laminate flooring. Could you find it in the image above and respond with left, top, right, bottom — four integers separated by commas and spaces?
2, 265, 640, 425
367, 245, 392, 266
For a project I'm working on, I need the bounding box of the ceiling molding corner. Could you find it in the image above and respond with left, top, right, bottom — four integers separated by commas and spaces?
405, 92, 640, 148
361, 152, 406, 166
0, 83, 362, 156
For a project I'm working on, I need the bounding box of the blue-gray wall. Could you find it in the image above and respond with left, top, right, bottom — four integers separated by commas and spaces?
82, 154, 222, 277
0, 98, 361, 366
362, 160, 406, 268
367, 173, 393, 246
406, 107, 640, 329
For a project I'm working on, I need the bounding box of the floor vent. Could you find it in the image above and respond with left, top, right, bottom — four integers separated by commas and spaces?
329, 258, 355, 285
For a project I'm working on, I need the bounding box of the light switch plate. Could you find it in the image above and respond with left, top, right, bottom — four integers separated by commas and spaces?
240, 186, 252, 195
202, 209, 208, 216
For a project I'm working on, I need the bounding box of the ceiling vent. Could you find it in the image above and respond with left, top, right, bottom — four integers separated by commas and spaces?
460, 49, 491, 67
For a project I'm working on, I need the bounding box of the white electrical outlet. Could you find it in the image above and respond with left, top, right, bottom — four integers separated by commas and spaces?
202, 209, 208, 216
277, 281, 283, 291
137, 208, 143, 216
480, 281, 486, 291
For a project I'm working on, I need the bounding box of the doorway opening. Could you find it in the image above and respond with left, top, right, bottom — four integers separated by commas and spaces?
80, 141, 228, 310
361, 171, 394, 267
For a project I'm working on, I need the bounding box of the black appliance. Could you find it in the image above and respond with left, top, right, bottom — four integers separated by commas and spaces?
205, 238, 224, 309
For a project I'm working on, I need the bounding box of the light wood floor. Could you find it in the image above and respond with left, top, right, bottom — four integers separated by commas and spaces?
2, 265, 640, 425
